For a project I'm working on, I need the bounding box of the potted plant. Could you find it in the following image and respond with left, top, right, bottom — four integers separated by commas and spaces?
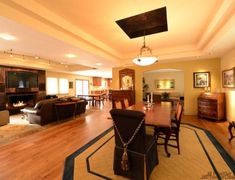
143, 78, 149, 101
162, 92, 169, 101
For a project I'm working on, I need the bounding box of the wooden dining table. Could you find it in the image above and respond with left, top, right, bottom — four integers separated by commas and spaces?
127, 101, 172, 157
78, 93, 105, 106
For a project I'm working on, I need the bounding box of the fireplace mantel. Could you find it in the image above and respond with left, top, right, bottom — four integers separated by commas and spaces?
0, 65, 46, 111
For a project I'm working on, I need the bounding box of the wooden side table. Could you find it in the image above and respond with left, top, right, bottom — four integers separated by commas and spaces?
228, 122, 235, 142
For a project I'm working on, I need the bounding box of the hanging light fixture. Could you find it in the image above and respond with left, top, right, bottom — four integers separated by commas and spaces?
132, 35, 158, 66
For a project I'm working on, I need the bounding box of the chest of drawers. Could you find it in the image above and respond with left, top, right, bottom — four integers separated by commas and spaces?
198, 92, 225, 121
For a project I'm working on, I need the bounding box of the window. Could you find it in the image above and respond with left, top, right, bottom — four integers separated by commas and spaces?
46, 77, 58, 95
46, 77, 69, 95
76, 80, 89, 95
59, 78, 69, 94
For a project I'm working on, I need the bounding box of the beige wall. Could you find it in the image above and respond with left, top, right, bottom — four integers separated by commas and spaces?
221, 48, 235, 122
144, 71, 184, 96
46, 71, 92, 97
112, 58, 221, 115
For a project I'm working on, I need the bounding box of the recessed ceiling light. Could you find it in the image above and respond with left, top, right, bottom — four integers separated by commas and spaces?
65, 53, 77, 58
96, 63, 102, 66
0, 33, 16, 41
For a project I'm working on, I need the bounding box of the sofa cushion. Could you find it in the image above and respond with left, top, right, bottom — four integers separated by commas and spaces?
70, 97, 81, 102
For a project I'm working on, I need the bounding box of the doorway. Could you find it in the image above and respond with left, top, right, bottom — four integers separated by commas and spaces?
75, 79, 89, 96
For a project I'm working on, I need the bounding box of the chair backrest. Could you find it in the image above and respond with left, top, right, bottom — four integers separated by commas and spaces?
94, 96, 101, 100
175, 103, 183, 128
110, 109, 146, 153
123, 98, 129, 109
173, 100, 180, 117
114, 100, 123, 109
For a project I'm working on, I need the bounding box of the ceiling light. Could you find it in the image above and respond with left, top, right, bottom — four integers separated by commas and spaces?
96, 63, 102, 66
133, 36, 158, 66
0, 33, 16, 41
65, 53, 77, 58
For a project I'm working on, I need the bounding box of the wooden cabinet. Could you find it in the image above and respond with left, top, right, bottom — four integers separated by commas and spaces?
93, 77, 101, 86
0, 66, 46, 108
0, 92, 6, 110
119, 68, 135, 90
0, 67, 5, 83
198, 92, 225, 121
38, 70, 46, 91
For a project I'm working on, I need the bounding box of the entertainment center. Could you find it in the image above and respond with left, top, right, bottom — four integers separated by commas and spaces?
0, 66, 46, 114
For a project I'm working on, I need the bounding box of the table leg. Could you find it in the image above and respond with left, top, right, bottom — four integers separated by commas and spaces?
154, 126, 171, 157
164, 128, 171, 157
92, 97, 95, 106
228, 122, 234, 142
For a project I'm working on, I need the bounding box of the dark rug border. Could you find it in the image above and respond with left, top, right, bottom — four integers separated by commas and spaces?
182, 123, 235, 175
62, 127, 113, 180
86, 136, 114, 180
63, 123, 235, 179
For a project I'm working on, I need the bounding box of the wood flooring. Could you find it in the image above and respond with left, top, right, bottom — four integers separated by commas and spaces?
0, 101, 234, 180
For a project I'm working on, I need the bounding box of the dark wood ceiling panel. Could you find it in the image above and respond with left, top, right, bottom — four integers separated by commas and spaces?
116, 7, 168, 39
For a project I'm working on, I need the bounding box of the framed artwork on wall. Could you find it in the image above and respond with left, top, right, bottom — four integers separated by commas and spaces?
69, 81, 73, 89
193, 72, 210, 88
222, 67, 235, 88
155, 79, 175, 89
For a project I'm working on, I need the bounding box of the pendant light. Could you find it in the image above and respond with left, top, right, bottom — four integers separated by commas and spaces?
132, 35, 158, 66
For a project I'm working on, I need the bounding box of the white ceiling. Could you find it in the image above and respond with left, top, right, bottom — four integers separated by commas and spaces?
0, 0, 235, 78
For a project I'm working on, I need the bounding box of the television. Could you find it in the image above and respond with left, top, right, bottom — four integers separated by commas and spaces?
6, 71, 38, 88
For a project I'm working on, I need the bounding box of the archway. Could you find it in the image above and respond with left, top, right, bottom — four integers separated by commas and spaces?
143, 68, 184, 102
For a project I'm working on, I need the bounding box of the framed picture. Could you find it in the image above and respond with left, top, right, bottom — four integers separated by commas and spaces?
69, 81, 73, 89
193, 72, 210, 88
155, 79, 175, 89
222, 67, 235, 88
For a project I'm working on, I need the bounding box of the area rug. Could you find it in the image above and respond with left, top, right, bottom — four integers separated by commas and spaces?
0, 108, 100, 146
0, 124, 45, 145
63, 124, 235, 180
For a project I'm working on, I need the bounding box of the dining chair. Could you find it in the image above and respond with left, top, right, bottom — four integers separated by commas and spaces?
155, 103, 184, 155
171, 100, 180, 120
110, 109, 158, 180
113, 100, 123, 109
94, 95, 105, 106
123, 98, 130, 109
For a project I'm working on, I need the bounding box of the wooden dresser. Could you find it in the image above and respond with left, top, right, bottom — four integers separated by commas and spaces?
198, 92, 225, 121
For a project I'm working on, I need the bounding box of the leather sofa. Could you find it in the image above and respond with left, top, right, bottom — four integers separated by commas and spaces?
22, 97, 87, 125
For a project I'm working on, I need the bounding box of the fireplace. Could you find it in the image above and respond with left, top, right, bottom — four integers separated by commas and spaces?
6, 93, 36, 114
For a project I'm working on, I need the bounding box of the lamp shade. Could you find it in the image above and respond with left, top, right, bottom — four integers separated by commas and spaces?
132, 35, 158, 66
133, 56, 158, 66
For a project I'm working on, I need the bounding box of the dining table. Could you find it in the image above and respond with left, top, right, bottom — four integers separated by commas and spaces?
78, 93, 106, 106
127, 101, 172, 157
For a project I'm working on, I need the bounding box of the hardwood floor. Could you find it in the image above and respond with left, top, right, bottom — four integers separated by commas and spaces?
0, 101, 234, 180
